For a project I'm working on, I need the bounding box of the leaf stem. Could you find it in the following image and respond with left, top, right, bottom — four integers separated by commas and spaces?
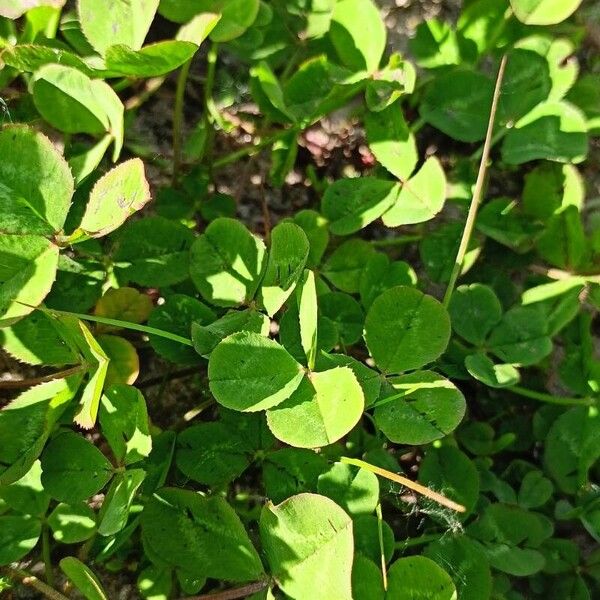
37, 307, 194, 347
443, 54, 508, 307
1, 566, 69, 600
173, 58, 193, 185
203, 42, 219, 170
395, 532, 443, 549
181, 579, 270, 600
340, 457, 466, 513
371, 234, 422, 247
0, 364, 85, 390
507, 385, 594, 407
212, 126, 301, 170
42, 524, 54, 586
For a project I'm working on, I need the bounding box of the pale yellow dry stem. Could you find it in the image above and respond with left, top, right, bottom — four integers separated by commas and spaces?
341, 457, 466, 513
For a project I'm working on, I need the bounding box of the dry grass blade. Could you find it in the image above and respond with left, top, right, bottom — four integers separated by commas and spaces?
443, 54, 509, 307
341, 457, 466, 513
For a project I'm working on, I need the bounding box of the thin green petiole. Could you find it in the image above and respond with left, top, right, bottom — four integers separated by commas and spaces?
395, 532, 443, 550
42, 524, 54, 587
212, 126, 302, 170
508, 385, 595, 407
35, 306, 194, 347
173, 57, 193, 185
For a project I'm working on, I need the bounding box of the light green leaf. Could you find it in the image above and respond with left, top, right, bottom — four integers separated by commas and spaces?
0, 43, 95, 76
209, 331, 304, 412
0, 234, 59, 327
0, 460, 50, 517
365, 53, 416, 112
69, 135, 114, 185
0, 310, 78, 366
365, 103, 418, 181
0, 124, 73, 235
99, 385, 151, 464
260, 493, 353, 599
48, 502, 97, 543
297, 270, 318, 370
250, 61, 295, 124
386, 556, 456, 599
510, 0, 583, 25
137, 565, 172, 600
78, 0, 160, 56
290, 209, 329, 268
210, 0, 259, 42
409, 19, 462, 69
0, 515, 41, 566
316, 352, 381, 408
465, 353, 520, 388
330, 0, 386, 73
60, 557, 108, 600
382, 157, 446, 226
258, 222, 309, 316
190, 218, 267, 307
318, 462, 379, 516
374, 371, 466, 445
322, 177, 399, 236
98, 468, 145, 536
266, 367, 364, 448
78, 159, 151, 239
99, 334, 139, 385
176, 11, 221, 45
105, 40, 198, 77
502, 100, 588, 164
40, 431, 113, 503
279, 302, 338, 365
158, 0, 212, 22
141, 487, 264, 581
0, 0, 64, 19
94, 287, 153, 328
0, 376, 80, 485
457, 0, 509, 56
364, 286, 451, 374
73, 320, 109, 429
449, 284, 503, 346
32, 64, 124, 154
